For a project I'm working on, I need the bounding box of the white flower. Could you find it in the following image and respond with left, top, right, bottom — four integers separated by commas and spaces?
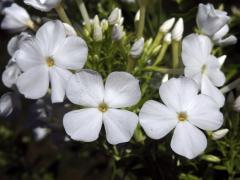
197, 3, 230, 37
182, 34, 225, 107
171, 18, 184, 41
212, 129, 229, 140
1, 3, 33, 32
139, 77, 223, 159
63, 70, 141, 145
24, 0, 61, 12
130, 37, 145, 59
15, 20, 88, 103
0, 92, 14, 117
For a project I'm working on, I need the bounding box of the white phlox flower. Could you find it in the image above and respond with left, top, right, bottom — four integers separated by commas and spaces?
1, 3, 34, 32
139, 77, 223, 159
15, 20, 88, 103
63, 70, 141, 145
182, 34, 226, 107
24, 0, 61, 12
197, 3, 230, 37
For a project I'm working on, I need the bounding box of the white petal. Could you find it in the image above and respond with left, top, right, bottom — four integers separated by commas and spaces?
35, 20, 66, 56
188, 94, 224, 131
66, 70, 104, 107
15, 39, 45, 71
0, 92, 14, 117
54, 36, 88, 70
201, 75, 225, 107
182, 34, 213, 67
184, 67, 202, 86
2, 61, 21, 88
159, 77, 199, 112
49, 66, 72, 103
24, 0, 60, 11
63, 108, 103, 142
216, 35, 237, 47
212, 25, 229, 41
139, 100, 177, 139
104, 72, 141, 108
103, 109, 138, 145
16, 66, 49, 99
63, 23, 77, 36
208, 69, 225, 87
171, 122, 207, 159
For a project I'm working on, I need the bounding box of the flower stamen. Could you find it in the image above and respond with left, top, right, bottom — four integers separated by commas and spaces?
98, 102, 108, 113
178, 112, 187, 122
47, 57, 55, 67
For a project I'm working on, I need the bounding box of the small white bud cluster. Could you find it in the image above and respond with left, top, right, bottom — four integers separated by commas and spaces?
130, 37, 145, 59
108, 8, 125, 41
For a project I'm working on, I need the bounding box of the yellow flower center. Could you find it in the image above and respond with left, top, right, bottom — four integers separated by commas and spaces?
98, 103, 108, 113
178, 112, 187, 122
47, 57, 55, 67
201, 64, 207, 74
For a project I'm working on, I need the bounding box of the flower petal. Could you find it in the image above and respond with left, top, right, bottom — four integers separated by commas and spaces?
49, 66, 72, 103
188, 94, 224, 131
182, 34, 213, 67
66, 70, 104, 107
139, 100, 177, 139
104, 72, 141, 108
15, 39, 45, 71
35, 20, 66, 56
54, 36, 88, 70
201, 75, 225, 107
170, 122, 207, 159
63, 108, 103, 142
159, 77, 199, 112
16, 65, 49, 99
103, 109, 138, 145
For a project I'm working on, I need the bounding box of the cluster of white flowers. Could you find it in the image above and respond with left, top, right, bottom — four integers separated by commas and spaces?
0, 1, 236, 159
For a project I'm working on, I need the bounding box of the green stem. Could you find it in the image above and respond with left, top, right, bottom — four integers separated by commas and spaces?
76, 0, 91, 33
221, 78, 240, 94
148, 31, 164, 54
153, 42, 169, 66
144, 66, 183, 75
172, 40, 180, 68
136, 3, 146, 39
127, 56, 136, 73
55, 4, 73, 26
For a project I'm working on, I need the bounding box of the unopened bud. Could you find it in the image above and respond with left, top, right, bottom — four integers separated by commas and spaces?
63, 23, 77, 36
234, 96, 240, 112
112, 24, 125, 41
212, 129, 229, 140
0, 92, 14, 117
172, 18, 184, 41
108, 8, 122, 25
134, 10, 140, 23
163, 33, 172, 44
130, 37, 145, 59
152, 45, 162, 56
93, 15, 103, 41
218, 55, 227, 67
159, 18, 175, 33
101, 19, 109, 32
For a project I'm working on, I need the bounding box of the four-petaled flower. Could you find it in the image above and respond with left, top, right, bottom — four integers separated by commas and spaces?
63, 70, 141, 145
139, 77, 223, 159
15, 20, 88, 103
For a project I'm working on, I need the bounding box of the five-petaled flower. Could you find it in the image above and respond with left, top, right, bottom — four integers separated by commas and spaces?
139, 77, 223, 159
15, 20, 88, 103
63, 70, 141, 145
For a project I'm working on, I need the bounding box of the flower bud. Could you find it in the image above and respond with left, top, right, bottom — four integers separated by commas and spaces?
33, 127, 49, 141
201, 155, 221, 163
159, 18, 175, 33
163, 33, 172, 44
24, 0, 61, 12
212, 129, 229, 140
0, 92, 14, 117
130, 37, 145, 59
152, 45, 161, 56
112, 24, 125, 41
1, 3, 32, 32
134, 10, 140, 23
234, 96, 240, 112
101, 19, 109, 32
218, 55, 227, 67
93, 15, 103, 41
108, 8, 122, 25
2, 60, 21, 88
63, 23, 77, 36
172, 18, 184, 41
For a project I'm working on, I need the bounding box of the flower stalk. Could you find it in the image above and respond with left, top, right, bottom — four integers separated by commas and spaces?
55, 4, 73, 26
76, 0, 91, 33
172, 40, 180, 68
144, 66, 183, 75
136, 1, 147, 39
